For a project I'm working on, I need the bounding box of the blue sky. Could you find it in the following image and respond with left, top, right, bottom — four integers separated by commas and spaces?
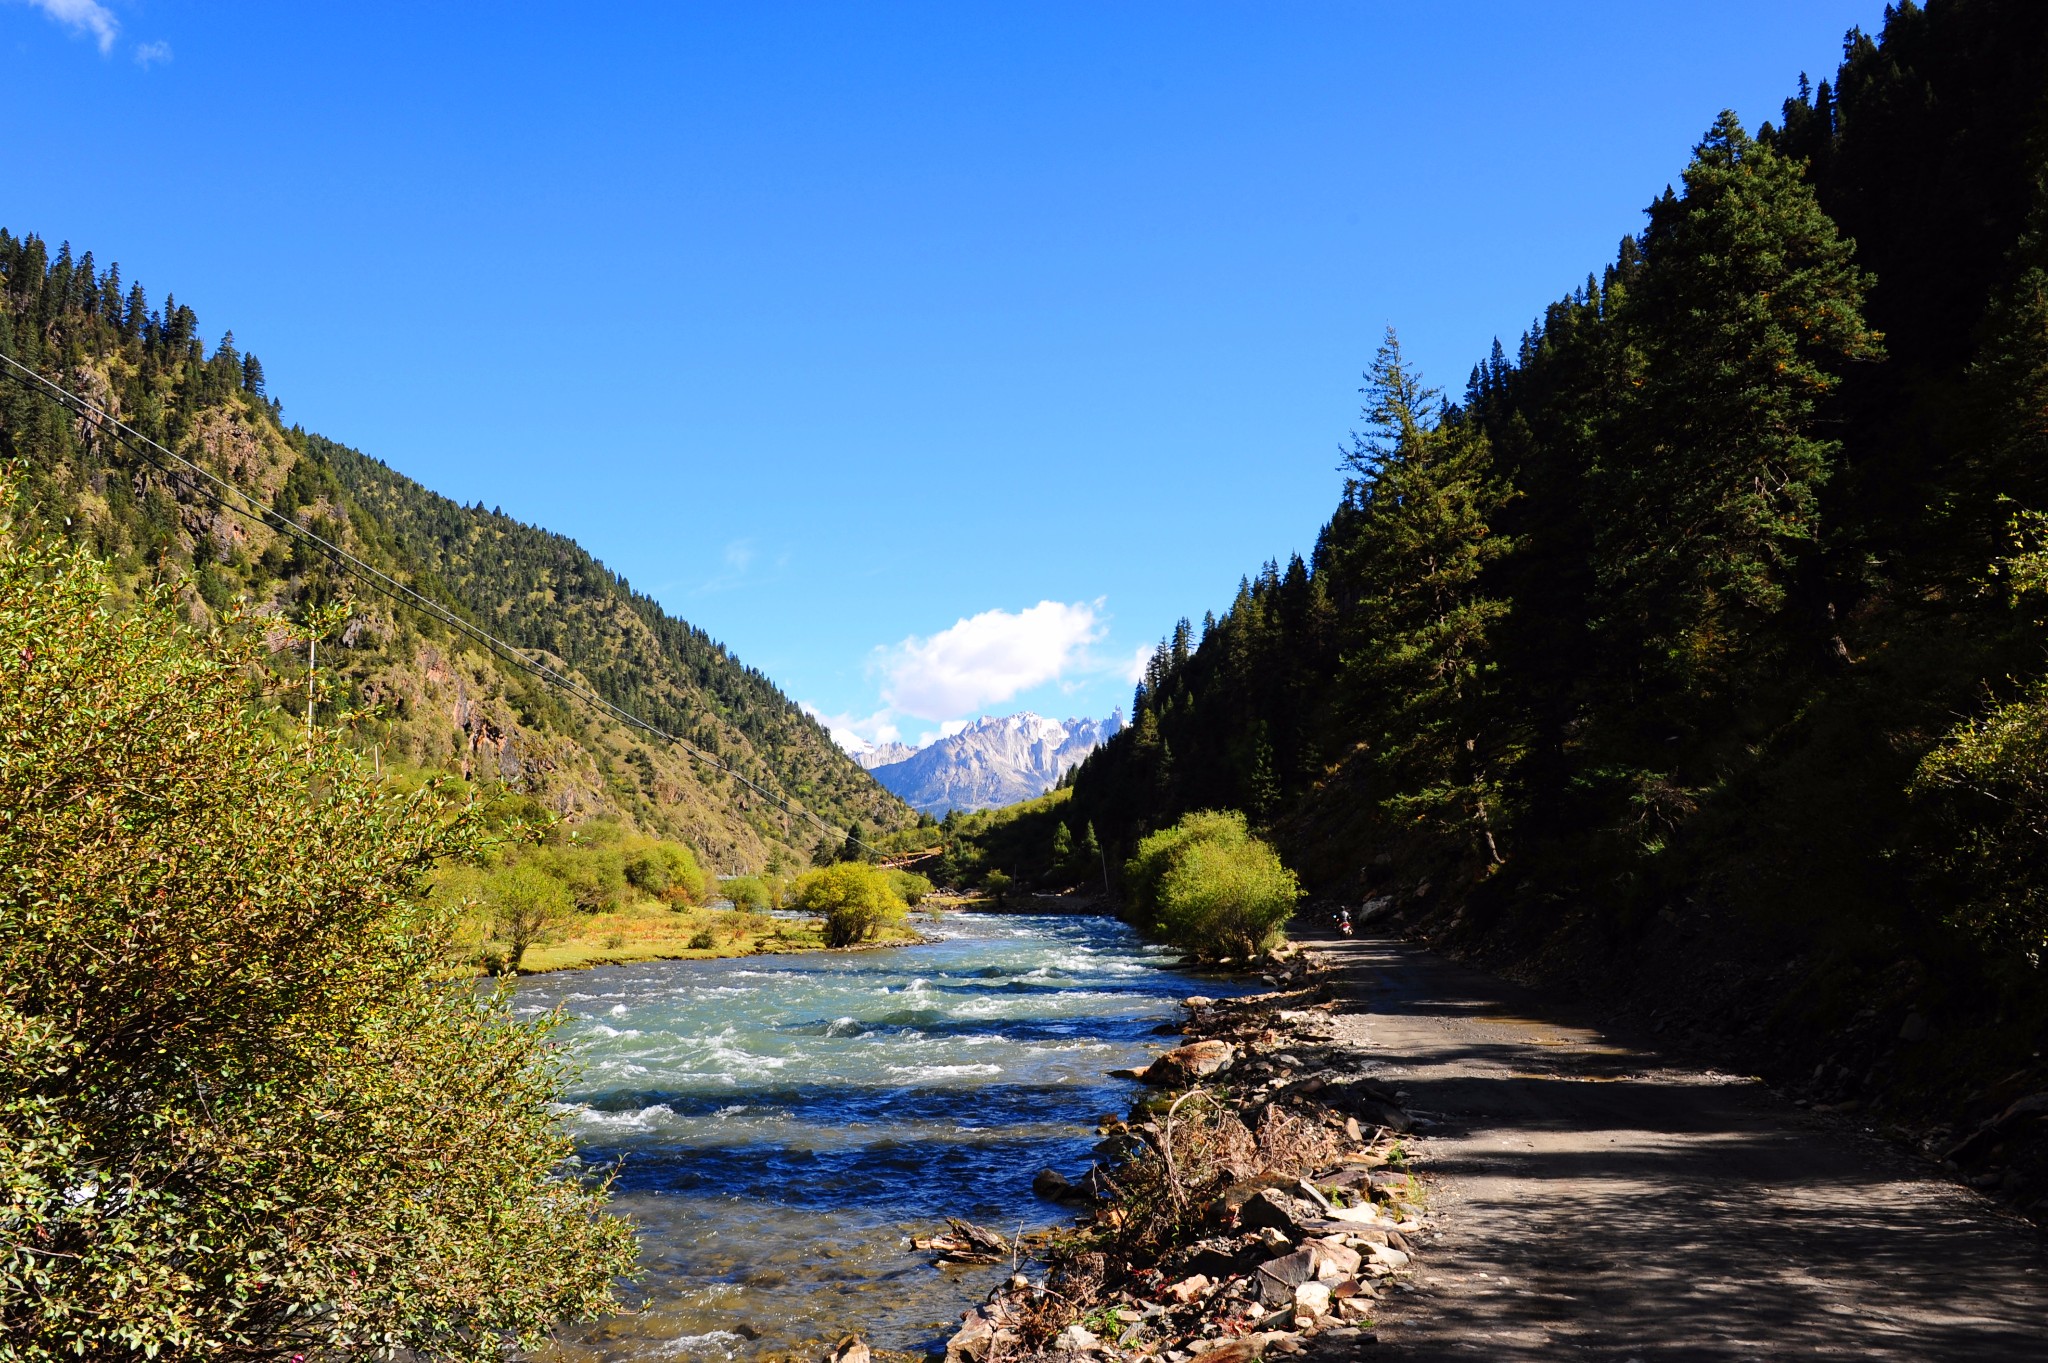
6, 0, 1879, 751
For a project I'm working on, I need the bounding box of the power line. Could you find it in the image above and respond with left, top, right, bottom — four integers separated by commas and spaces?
0, 351, 877, 854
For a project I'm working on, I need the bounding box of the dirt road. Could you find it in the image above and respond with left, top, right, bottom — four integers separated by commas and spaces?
1312, 935, 2046, 1361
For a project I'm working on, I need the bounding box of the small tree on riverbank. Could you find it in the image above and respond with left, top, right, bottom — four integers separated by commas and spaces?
0, 524, 637, 1359
1124, 810, 1301, 960
793, 861, 906, 946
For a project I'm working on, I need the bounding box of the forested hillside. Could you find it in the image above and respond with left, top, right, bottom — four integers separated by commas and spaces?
0, 236, 911, 870
1056, 0, 2048, 1132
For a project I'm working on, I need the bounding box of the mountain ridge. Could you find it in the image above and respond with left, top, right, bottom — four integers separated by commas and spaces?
863, 710, 1122, 814
0, 230, 912, 868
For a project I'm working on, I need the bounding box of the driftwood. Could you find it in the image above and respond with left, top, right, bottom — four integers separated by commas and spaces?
912, 1216, 1012, 1264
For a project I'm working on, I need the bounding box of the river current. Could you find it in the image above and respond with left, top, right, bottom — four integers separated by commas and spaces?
519, 912, 1238, 1361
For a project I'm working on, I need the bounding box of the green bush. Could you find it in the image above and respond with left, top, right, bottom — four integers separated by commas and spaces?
887, 869, 934, 906
0, 528, 635, 1357
723, 874, 773, 912
535, 842, 626, 912
622, 836, 706, 905
1125, 810, 1300, 960
983, 868, 1013, 904
484, 862, 574, 971
791, 862, 906, 948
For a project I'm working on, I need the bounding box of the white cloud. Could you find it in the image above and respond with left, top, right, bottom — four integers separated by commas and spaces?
800, 702, 900, 755
132, 39, 170, 68
916, 719, 970, 747
1122, 643, 1152, 684
18, 0, 119, 54
879, 600, 1107, 721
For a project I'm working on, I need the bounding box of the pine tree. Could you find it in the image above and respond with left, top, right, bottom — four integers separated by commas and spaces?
1595, 112, 1879, 690
1329, 331, 1516, 859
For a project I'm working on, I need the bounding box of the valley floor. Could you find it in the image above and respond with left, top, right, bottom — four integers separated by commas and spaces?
1317, 935, 2047, 1361
509, 907, 929, 973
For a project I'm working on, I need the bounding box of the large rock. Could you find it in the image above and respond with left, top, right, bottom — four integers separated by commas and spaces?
944, 1312, 995, 1363
1254, 1249, 1318, 1306
1141, 1040, 1237, 1087
1237, 1187, 1321, 1239
1307, 1237, 1362, 1283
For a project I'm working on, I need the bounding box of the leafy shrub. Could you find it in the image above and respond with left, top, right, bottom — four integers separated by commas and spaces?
887, 869, 934, 906
484, 862, 574, 971
1124, 810, 1300, 960
791, 862, 906, 947
0, 529, 636, 1357
536, 842, 627, 912
687, 928, 717, 950
623, 837, 706, 904
722, 874, 773, 912
984, 868, 1014, 904
1910, 678, 2048, 957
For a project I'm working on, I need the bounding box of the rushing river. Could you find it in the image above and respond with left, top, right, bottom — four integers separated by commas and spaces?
519, 912, 1239, 1362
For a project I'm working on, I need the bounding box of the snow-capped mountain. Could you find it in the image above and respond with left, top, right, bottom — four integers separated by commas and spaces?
861, 711, 1123, 815
848, 739, 918, 771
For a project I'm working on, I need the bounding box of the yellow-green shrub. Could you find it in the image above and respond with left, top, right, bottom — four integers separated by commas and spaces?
792, 862, 906, 947
1125, 810, 1299, 960
0, 526, 635, 1358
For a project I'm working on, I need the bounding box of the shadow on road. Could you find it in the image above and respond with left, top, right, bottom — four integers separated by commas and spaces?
1306, 935, 2046, 1362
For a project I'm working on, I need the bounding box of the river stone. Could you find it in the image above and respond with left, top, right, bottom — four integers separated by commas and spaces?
1144, 1040, 1237, 1086
1294, 1281, 1333, 1319
1053, 1324, 1101, 1353
945, 1312, 995, 1363
830, 1337, 871, 1363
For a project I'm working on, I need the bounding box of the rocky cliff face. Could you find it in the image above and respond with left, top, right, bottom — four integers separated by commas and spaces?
865, 711, 1122, 815
850, 740, 918, 771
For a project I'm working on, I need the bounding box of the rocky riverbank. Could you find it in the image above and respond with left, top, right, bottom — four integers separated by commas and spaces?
920, 941, 1428, 1363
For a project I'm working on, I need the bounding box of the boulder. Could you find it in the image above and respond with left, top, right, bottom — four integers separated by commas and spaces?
1293, 1281, 1332, 1319
1165, 1272, 1212, 1303
1365, 1243, 1410, 1270
1306, 1237, 1362, 1283
944, 1312, 995, 1363
828, 1338, 870, 1363
1236, 1188, 1320, 1239
1254, 1249, 1318, 1306
1143, 1040, 1238, 1087
1033, 1167, 1096, 1204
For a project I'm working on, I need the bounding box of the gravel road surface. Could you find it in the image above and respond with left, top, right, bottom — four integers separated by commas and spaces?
1312, 935, 2046, 1361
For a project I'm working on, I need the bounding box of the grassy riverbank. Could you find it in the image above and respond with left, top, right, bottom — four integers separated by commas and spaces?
498, 906, 929, 974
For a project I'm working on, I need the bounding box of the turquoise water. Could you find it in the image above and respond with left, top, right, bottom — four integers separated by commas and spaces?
520, 913, 1237, 1361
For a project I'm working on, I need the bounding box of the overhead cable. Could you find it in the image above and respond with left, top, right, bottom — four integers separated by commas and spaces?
0, 351, 874, 853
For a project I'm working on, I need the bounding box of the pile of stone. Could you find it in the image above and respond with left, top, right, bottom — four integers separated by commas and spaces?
935, 946, 1427, 1363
